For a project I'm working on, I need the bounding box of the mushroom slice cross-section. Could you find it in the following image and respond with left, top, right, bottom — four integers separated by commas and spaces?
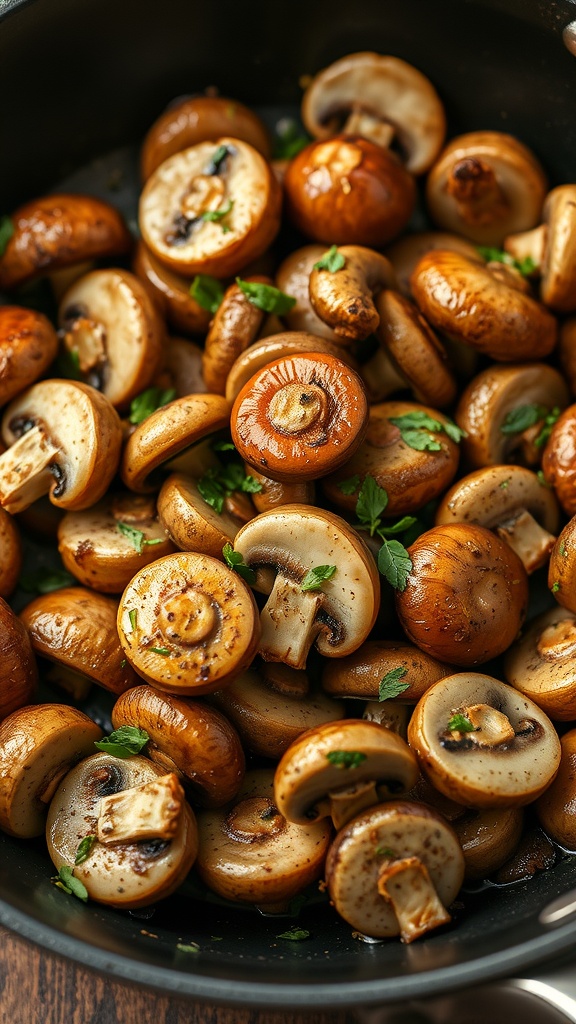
505, 185, 576, 313
233, 505, 380, 670
504, 607, 576, 721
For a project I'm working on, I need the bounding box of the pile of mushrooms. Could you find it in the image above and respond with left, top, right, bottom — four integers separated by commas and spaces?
0, 47, 575, 944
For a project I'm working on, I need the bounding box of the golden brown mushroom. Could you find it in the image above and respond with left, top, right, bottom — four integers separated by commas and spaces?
0, 598, 37, 721
201, 276, 272, 394
224, 331, 357, 403
132, 241, 211, 337
504, 185, 576, 313
308, 245, 397, 342
504, 607, 576, 721
0, 507, 22, 598
542, 404, 576, 516
0, 307, 59, 406
536, 729, 576, 851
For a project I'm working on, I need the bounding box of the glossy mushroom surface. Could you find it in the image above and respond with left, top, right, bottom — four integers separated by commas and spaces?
0, 307, 59, 406
504, 607, 576, 721
0, 597, 37, 721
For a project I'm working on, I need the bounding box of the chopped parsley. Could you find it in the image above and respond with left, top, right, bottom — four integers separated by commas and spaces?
447, 714, 476, 733
202, 198, 234, 233
500, 403, 548, 436
129, 387, 176, 425
389, 411, 466, 451
235, 278, 296, 316
52, 865, 88, 903
477, 246, 537, 277
378, 667, 410, 701
198, 461, 262, 515
94, 726, 150, 759
313, 245, 346, 273
222, 543, 256, 585
273, 118, 311, 160
189, 274, 225, 314
19, 567, 76, 594
326, 751, 367, 769
301, 565, 337, 591
337, 475, 361, 496
116, 521, 163, 554
276, 927, 310, 941
75, 836, 96, 865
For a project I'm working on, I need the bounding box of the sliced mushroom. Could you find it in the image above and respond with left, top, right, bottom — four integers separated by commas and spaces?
225, 331, 357, 403
0, 380, 122, 513
46, 753, 198, 908
0, 307, 59, 406
536, 729, 576, 851
542, 404, 576, 516
408, 673, 561, 808
325, 800, 464, 941
202, 276, 271, 394
309, 245, 397, 342
0, 704, 103, 837
117, 551, 260, 695
0, 598, 37, 722
504, 607, 576, 721
0, 507, 22, 598
302, 53, 446, 175
111, 685, 245, 807
234, 505, 379, 670
132, 241, 211, 336
275, 246, 340, 340
504, 185, 576, 313
322, 640, 453, 703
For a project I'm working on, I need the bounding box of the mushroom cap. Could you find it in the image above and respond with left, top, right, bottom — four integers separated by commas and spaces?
452, 807, 524, 881
0, 704, 103, 837
0, 507, 22, 598
132, 241, 211, 337
111, 685, 245, 807
385, 231, 480, 298
202, 276, 270, 394
309, 245, 397, 342
46, 753, 198, 909
225, 331, 357, 403
0, 306, 59, 406
322, 640, 453, 703
275, 246, 340, 340
536, 729, 576, 851
157, 472, 240, 559
20, 586, 138, 695
117, 551, 261, 696
0, 598, 37, 722
274, 719, 418, 825
540, 185, 576, 313
548, 517, 576, 615
408, 672, 561, 808
324, 800, 464, 939
542, 404, 576, 516
504, 607, 576, 721
302, 53, 446, 175
0, 194, 132, 291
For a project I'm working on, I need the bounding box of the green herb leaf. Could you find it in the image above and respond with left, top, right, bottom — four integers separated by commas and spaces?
378, 515, 418, 537
534, 407, 561, 449
375, 846, 396, 858
53, 865, 88, 903
128, 608, 138, 632
337, 475, 360, 496
500, 403, 547, 436
198, 462, 262, 515
276, 927, 310, 941
442, 418, 468, 444
356, 475, 388, 535
205, 144, 230, 174
211, 440, 236, 451
176, 942, 201, 954
273, 118, 311, 160
129, 387, 176, 425
94, 725, 149, 759
211, 936, 223, 942
377, 539, 412, 591
75, 835, 96, 865
516, 255, 537, 276
537, 470, 551, 488
222, 542, 256, 585
0, 215, 14, 258
189, 274, 225, 314
560, 542, 567, 557
117, 521, 147, 553
389, 411, 465, 451
301, 564, 337, 592
499, 479, 510, 490
477, 246, 537, 277
378, 667, 410, 702
447, 713, 476, 733
552, 581, 561, 593
19, 568, 76, 594
202, 198, 234, 232
313, 245, 346, 273
326, 751, 367, 769
54, 346, 82, 381
150, 647, 171, 656
235, 278, 296, 315
198, 473, 225, 514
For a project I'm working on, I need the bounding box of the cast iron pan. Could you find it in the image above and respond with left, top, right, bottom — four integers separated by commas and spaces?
1, 0, 576, 1009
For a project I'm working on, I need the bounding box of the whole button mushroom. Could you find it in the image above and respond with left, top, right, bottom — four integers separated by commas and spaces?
325, 801, 464, 942
139, 138, 281, 278
396, 524, 529, 666
548, 518, 576, 614
0, 307, 59, 406
504, 185, 576, 313
542, 404, 576, 516
132, 241, 212, 337
446, 807, 523, 883
407, 673, 561, 808
0, 598, 37, 721
46, 753, 198, 909
231, 351, 369, 483
322, 640, 453, 704
201, 276, 272, 394
111, 685, 245, 807
274, 720, 418, 829
0, 379, 122, 514
157, 472, 247, 559
233, 505, 380, 670
117, 551, 260, 696
504, 607, 576, 721
536, 729, 576, 851
309, 245, 397, 342
0, 704, 103, 837
224, 331, 358, 403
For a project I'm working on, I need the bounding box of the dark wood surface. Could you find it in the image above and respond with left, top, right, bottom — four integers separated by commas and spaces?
0, 926, 357, 1024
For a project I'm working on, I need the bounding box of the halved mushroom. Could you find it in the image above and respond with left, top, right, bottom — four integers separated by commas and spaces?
426, 131, 547, 246
435, 465, 560, 574
385, 231, 481, 298
542, 404, 576, 516
0, 507, 22, 598
111, 685, 245, 807
139, 138, 281, 278
274, 719, 418, 829
234, 505, 380, 670
156, 472, 247, 559
275, 246, 340, 340
323, 640, 453, 703
0, 194, 132, 291
0, 380, 122, 513
58, 269, 165, 409
407, 673, 561, 808
0, 307, 59, 406
132, 241, 211, 336
202, 276, 272, 394
224, 331, 358, 403
196, 768, 331, 913
302, 53, 446, 175
536, 729, 576, 851
0, 704, 103, 837
504, 607, 576, 721
46, 753, 198, 908
0, 598, 37, 722
309, 245, 397, 342
325, 801, 464, 941
504, 185, 576, 313
117, 551, 260, 696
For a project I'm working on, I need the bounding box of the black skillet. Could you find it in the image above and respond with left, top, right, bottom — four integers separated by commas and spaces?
1, 0, 576, 1012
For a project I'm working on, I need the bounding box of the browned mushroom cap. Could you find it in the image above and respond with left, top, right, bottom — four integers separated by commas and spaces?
0, 508, 22, 598
396, 524, 529, 666
111, 685, 245, 807
58, 269, 165, 409
0, 598, 37, 722
139, 138, 281, 279
156, 472, 244, 558
165, 337, 208, 396
302, 53, 446, 175
225, 331, 357, 402
309, 245, 397, 342
46, 753, 198, 909
202, 276, 271, 394
548, 518, 576, 614
503, 607, 576, 721
0, 380, 122, 513
322, 401, 460, 519
210, 663, 345, 760
323, 640, 453, 703
408, 673, 560, 808
0, 704, 103, 837
536, 729, 576, 850
425, 132, 547, 246
234, 505, 379, 670
275, 246, 340, 339
0, 195, 132, 291
20, 586, 137, 695
231, 352, 369, 483
411, 250, 557, 361
505, 185, 576, 314
385, 231, 480, 297
140, 96, 271, 180
452, 807, 524, 882
132, 241, 211, 336
325, 800, 464, 941
196, 768, 331, 912
57, 492, 175, 593
435, 465, 560, 574
542, 405, 576, 516
274, 720, 418, 829
0, 307, 59, 406
246, 466, 315, 514
120, 393, 231, 493
455, 363, 569, 469
117, 551, 260, 695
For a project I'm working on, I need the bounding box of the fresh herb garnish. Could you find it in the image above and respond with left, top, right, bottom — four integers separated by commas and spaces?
276, 927, 311, 941
222, 543, 256, 585
0, 215, 14, 258
189, 274, 225, 314
352, 474, 414, 590
94, 725, 150, 758
378, 667, 410, 701
128, 608, 138, 632
377, 515, 418, 537
52, 865, 88, 902
75, 836, 96, 865
205, 144, 230, 174
537, 470, 551, 487
211, 439, 236, 452
55, 346, 82, 381
326, 751, 367, 769
389, 411, 466, 452
560, 542, 567, 557
235, 278, 296, 315
198, 461, 262, 515
150, 647, 171, 656
356, 475, 388, 536
447, 714, 476, 733
176, 942, 201, 954
377, 540, 413, 592
129, 387, 176, 425
20, 568, 76, 594
477, 246, 537, 277
202, 198, 234, 233
552, 581, 561, 593
116, 521, 162, 554
534, 407, 561, 449
301, 565, 337, 592
313, 245, 346, 273
337, 475, 361, 496
500, 403, 548, 436
499, 479, 510, 490
375, 846, 396, 858
273, 118, 311, 160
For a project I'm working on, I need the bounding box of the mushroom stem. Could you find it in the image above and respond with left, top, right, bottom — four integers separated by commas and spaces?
97, 773, 184, 844
259, 574, 324, 670
0, 426, 60, 513
63, 316, 107, 374
505, 224, 547, 271
446, 702, 515, 747
445, 158, 508, 227
343, 109, 396, 150
377, 855, 451, 943
495, 508, 557, 574
537, 619, 576, 659
325, 779, 380, 830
